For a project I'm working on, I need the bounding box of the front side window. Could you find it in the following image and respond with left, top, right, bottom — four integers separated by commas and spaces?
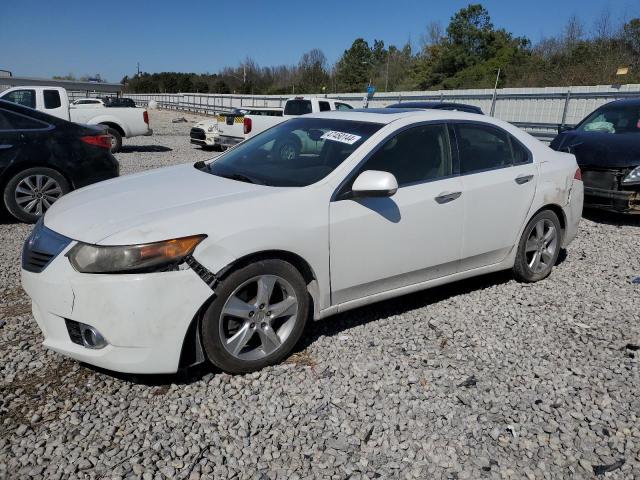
2, 89, 36, 109
456, 123, 513, 174
355, 124, 452, 187
206, 118, 382, 187
578, 105, 640, 134
336, 103, 353, 111
43, 90, 61, 109
284, 100, 312, 116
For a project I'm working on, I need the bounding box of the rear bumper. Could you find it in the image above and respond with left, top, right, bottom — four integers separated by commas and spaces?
217, 135, 242, 148
584, 186, 640, 213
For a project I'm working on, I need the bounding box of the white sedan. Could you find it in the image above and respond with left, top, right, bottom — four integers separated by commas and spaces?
21, 109, 583, 374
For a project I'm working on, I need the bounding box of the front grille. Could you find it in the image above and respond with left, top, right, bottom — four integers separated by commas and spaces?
22, 221, 72, 273
65, 319, 83, 346
581, 169, 620, 191
190, 127, 206, 140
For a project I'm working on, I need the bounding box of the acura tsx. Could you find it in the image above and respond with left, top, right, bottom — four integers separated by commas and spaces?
21, 109, 583, 374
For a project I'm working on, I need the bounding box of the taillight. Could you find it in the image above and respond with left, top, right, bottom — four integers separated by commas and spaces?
574, 167, 582, 181
243, 117, 252, 135
143, 110, 149, 125
81, 135, 112, 149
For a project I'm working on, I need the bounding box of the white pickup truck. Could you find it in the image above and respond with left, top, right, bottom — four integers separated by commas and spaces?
190, 107, 283, 150
0, 86, 152, 152
244, 97, 353, 140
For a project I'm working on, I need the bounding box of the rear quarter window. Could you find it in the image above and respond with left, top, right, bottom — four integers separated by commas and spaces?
44, 90, 62, 109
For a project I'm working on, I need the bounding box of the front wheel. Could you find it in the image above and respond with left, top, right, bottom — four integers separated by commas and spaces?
201, 259, 309, 373
513, 210, 562, 282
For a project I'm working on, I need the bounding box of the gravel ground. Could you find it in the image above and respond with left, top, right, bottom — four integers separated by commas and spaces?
1, 109, 639, 479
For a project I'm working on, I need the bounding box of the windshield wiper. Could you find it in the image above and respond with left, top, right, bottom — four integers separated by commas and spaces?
217, 172, 262, 185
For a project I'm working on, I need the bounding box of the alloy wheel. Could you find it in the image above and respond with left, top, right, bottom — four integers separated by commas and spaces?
14, 175, 63, 217
525, 218, 558, 273
219, 274, 299, 361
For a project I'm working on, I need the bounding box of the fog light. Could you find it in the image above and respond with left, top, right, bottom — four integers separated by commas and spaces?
81, 325, 107, 349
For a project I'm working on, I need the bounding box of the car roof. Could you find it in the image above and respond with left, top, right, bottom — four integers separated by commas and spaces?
601, 98, 640, 107
304, 108, 493, 125
386, 101, 483, 112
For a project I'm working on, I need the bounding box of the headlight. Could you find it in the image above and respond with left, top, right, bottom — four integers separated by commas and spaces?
622, 166, 640, 186
67, 235, 206, 273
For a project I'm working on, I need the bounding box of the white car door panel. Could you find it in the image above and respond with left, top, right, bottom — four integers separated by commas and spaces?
329, 123, 463, 305
329, 178, 464, 304
455, 122, 537, 270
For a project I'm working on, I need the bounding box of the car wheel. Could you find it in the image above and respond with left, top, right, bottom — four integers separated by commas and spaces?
105, 127, 122, 153
513, 210, 562, 282
201, 259, 309, 373
274, 135, 300, 161
3, 167, 70, 223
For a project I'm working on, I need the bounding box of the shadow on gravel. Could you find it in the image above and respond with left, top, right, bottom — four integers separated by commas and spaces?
119, 145, 173, 153
0, 211, 20, 225
82, 258, 578, 386
582, 208, 640, 227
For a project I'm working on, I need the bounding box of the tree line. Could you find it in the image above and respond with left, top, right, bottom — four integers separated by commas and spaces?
120, 4, 640, 95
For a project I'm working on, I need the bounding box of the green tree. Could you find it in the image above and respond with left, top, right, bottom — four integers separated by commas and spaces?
335, 38, 373, 92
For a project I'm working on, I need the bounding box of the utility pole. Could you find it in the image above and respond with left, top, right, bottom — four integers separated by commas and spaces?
385, 53, 390, 92
137, 62, 140, 77
243, 64, 246, 85
490, 68, 501, 117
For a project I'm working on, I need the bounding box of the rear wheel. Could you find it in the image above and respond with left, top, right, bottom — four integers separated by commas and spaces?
201, 259, 309, 373
3, 167, 70, 223
105, 127, 122, 153
513, 210, 562, 282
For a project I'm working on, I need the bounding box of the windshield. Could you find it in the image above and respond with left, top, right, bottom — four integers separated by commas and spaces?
578, 104, 640, 134
206, 118, 382, 187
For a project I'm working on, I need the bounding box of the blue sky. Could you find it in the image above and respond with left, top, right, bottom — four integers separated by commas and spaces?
1, 0, 638, 83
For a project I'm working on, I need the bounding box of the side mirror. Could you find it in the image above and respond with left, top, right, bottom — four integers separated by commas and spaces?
351, 170, 398, 198
558, 124, 574, 134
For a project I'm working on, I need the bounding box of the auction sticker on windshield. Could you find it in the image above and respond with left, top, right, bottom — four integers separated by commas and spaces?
321, 131, 362, 145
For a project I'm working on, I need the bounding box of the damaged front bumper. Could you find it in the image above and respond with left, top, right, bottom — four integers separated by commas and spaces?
581, 168, 640, 213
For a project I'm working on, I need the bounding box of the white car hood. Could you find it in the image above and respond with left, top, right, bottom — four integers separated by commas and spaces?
44, 163, 270, 244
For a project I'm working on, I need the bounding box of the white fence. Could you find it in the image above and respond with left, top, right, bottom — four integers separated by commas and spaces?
124, 84, 640, 141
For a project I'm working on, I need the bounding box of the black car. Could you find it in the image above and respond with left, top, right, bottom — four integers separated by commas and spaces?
550, 99, 640, 213
385, 101, 484, 114
102, 97, 137, 108
0, 99, 119, 223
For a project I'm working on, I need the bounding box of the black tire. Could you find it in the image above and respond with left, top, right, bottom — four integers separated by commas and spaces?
513, 210, 562, 283
201, 259, 309, 374
273, 135, 301, 161
3, 167, 70, 223
105, 127, 122, 153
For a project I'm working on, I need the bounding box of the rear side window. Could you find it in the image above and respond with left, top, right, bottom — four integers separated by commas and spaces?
284, 100, 312, 116
0, 109, 49, 130
44, 90, 62, 109
2, 89, 36, 109
456, 123, 513, 174
319, 101, 331, 112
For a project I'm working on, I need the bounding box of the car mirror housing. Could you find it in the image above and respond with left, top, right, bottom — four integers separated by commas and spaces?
351, 170, 398, 198
558, 124, 574, 134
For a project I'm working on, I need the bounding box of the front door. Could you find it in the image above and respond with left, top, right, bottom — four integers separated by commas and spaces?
329, 123, 464, 305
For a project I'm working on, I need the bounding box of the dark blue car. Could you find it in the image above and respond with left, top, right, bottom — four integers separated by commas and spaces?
550, 99, 640, 213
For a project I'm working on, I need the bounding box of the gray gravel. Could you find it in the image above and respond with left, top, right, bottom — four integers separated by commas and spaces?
1, 109, 639, 479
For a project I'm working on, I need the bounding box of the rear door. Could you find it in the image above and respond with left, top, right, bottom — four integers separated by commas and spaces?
0, 109, 21, 174
453, 122, 537, 270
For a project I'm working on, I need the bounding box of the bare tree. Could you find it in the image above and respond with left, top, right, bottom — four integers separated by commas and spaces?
564, 15, 584, 47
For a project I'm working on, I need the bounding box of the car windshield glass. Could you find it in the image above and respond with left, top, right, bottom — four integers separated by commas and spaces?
205, 118, 382, 187
578, 104, 640, 134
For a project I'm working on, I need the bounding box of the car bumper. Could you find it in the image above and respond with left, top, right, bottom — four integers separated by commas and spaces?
190, 138, 214, 147
21, 244, 212, 374
584, 186, 640, 213
217, 135, 242, 148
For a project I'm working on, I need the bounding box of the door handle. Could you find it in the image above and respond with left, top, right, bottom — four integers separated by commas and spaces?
0, 144, 14, 150
435, 191, 462, 204
515, 174, 534, 185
